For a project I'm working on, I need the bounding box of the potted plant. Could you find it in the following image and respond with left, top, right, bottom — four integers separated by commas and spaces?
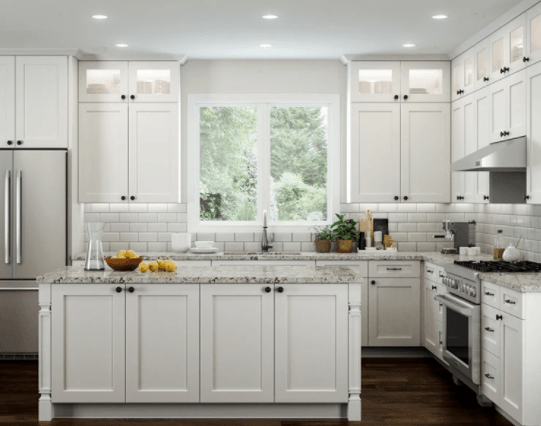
330, 214, 360, 253
312, 226, 333, 253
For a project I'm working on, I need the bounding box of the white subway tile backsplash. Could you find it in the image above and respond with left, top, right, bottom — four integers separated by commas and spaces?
216, 233, 235, 242
398, 223, 417, 232
168, 223, 187, 232
84, 213, 101, 222
148, 223, 168, 232
139, 233, 158, 242
109, 203, 130, 213
292, 233, 312, 242
120, 233, 139, 242
100, 213, 120, 223
129, 204, 148, 213
283, 242, 301, 252
274, 233, 292, 242
408, 233, 427, 242
130, 223, 148, 232
91, 204, 109, 213
397, 204, 417, 213
158, 213, 177, 223
408, 213, 426, 222
158, 233, 172, 242
120, 213, 140, 223
110, 223, 130, 233
235, 233, 254, 242
167, 204, 185, 213
147, 204, 168, 213
130, 242, 148, 252
197, 233, 215, 241
148, 242, 167, 252
244, 242, 261, 252
225, 242, 244, 252
340, 203, 359, 213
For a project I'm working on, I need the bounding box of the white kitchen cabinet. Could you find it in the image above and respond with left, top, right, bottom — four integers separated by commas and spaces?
475, 37, 492, 90
490, 26, 509, 84
15, 57, 67, 148
128, 103, 180, 202
401, 103, 450, 203
78, 103, 129, 203
125, 284, 199, 403
506, 14, 528, 75
368, 277, 420, 346
474, 87, 491, 202
423, 279, 439, 355
481, 303, 500, 357
274, 284, 348, 403
526, 2, 541, 66
349, 103, 401, 203
200, 284, 274, 403
526, 61, 541, 203
128, 61, 179, 103
401, 61, 450, 103
51, 284, 126, 403
482, 349, 501, 405
451, 98, 464, 203
79, 61, 129, 103
0, 57, 14, 148
489, 70, 526, 143
452, 49, 474, 101
349, 61, 401, 103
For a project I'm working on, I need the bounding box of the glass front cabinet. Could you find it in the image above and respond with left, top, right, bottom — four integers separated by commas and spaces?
349, 61, 450, 103
527, 2, 541, 66
451, 49, 475, 101
79, 61, 179, 103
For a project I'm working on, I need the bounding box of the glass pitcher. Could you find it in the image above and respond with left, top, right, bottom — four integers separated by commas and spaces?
85, 222, 106, 271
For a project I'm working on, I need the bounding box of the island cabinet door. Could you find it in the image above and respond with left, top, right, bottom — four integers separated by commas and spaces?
200, 284, 274, 403
274, 284, 348, 403
125, 284, 199, 403
51, 284, 126, 403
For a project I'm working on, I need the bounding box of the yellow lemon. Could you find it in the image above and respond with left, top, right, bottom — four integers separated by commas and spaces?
148, 261, 159, 272
165, 262, 176, 272
126, 250, 137, 259
117, 250, 127, 258
138, 262, 149, 273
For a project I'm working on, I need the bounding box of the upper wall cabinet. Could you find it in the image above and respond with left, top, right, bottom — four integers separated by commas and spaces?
490, 26, 509, 84
79, 61, 179, 103
527, 2, 541, 66
526, 61, 541, 204
350, 61, 450, 103
0, 56, 67, 149
506, 14, 527, 75
475, 38, 492, 90
452, 49, 475, 101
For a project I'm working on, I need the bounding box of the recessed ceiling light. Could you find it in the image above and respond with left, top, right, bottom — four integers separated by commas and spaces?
262, 14, 278, 19
116, 44, 128, 47
260, 44, 272, 48
92, 15, 108, 19
403, 43, 416, 48
432, 15, 448, 19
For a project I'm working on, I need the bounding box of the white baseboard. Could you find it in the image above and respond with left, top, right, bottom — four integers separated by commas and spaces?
361, 347, 432, 358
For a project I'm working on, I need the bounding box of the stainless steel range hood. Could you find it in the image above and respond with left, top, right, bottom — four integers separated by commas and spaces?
451, 136, 526, 172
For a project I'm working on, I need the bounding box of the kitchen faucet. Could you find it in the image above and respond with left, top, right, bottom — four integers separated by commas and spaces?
261, 210, 273, 252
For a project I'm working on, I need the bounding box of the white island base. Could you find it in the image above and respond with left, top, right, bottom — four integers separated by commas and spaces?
38, 266, 362, 422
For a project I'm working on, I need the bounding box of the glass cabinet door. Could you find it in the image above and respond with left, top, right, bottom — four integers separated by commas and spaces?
452, 59, 463, 102
128, 61, 179, 102
475, 38, 492, 90
79, 61, 128, 102
401, 61, 450, 103
507, 14, 527, 74
527, 2, 541, 66
349, 61, 401, 102
490, 27, 509, 84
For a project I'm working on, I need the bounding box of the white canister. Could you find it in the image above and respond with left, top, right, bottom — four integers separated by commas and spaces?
459, 247, 468, 255
171, 233, 191, 252
467, 247, 477, 256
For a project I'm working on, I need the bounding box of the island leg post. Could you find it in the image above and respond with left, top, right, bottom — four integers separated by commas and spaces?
39, 283, 54, 421
348, 298, 362, 421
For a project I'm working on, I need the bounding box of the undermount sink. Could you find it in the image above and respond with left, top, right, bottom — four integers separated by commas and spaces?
223, 252, 302, 256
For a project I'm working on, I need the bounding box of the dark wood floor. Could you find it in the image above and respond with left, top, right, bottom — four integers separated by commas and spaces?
0, 358, 511, 425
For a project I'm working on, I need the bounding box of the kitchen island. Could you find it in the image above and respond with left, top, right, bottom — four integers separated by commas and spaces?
37, 265, 363, 422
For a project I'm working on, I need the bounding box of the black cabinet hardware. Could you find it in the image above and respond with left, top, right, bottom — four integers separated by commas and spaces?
404, 196, 409, 201
121, 196, 126, 200
524, 57, 530, 63
264, 287, 271, 293
130, 196, 135, 200
457, 195, 464, 200
371, 280, 376, 285
504, 299, 516, 304
525, 195, 530, 201
432, 285, 437, 291
387, 268, 402, 271
394, 95, 399, 100
7, 141, 12, 145
403, 95, 409, 100
485, 292, 494, 296
485, 374, 494, 379
500, 67, 509, 74
16, 141, 22, 145
483, 77, 489, 82
496, 314, 503, 320
128, 287, 135, 293
484, 195, 489, 200
116, 287, 122, 293
277, 287, 284, 293
426, 269, 434, 273
130, 95, 135, 100
485, 327, 494, 332
394, 196, 399, 200
121, 95, 126, 100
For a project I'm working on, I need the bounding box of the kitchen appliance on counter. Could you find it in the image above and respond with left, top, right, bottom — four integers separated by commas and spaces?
440, 220, 476, 254
0, 150, 67, 357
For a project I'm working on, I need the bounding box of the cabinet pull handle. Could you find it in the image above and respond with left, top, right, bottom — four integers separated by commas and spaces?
371, 280, 376, 285
130, 95, 135, 100
439, 272, 444, 278
403, 95, 409, 100
6, 140, 12, 145
121, 196, 126, 200
504, 299, 516, 305
276, 286, 284, 293
16, 141, 22, 146
432, 285, 437, 291
484, 291, 494, 296
484, 195, 490, 200
484, 327, 494, 332
485, 374, 494, 380
128, 287, 135, 293
121, 95, 126, 100
116, 287, 122, 293
387, 268, 402, 271
525, 195, 530, 201
403, 196, 409, 201
523, 57, 530, 63
264, 286, 271, 293
4, 170, 10, 265
394, 196, 399, 200
427, 269, 434, 273
483, 77, 489, 82
130, 196, 136, 201
394, 95, 399, 100
15, 170, 21, 264
496, 314, 503, 320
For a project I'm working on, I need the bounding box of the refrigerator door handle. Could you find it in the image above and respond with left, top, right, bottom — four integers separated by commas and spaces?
4, 170, 10, 264
16, 170, 21, 264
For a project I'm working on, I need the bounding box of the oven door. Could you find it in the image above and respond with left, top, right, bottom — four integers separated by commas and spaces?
435, 293, 481, 385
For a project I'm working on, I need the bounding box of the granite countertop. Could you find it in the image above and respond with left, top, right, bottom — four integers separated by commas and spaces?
38, 265, 363, 285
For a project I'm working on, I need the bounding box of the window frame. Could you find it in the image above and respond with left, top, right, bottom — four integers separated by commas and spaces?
187, 94, 340, 233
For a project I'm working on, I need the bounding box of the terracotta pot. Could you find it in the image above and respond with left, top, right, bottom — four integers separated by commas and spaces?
337, 239, 354, 253
315, 239, 332, 253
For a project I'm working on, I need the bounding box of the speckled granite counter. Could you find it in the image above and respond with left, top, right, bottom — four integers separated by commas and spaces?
38, 265, 362, 285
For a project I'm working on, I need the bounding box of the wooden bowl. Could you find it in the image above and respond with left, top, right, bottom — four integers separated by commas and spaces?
105, 256, 143, 271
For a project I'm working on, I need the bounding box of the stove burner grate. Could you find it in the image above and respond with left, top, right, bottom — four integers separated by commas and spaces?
453, 260, 541, 273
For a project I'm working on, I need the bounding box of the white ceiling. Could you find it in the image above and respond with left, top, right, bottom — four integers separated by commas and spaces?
0, 0, 524, 59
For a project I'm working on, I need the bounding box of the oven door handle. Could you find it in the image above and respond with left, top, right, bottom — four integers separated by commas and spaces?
435, 294, 475, 317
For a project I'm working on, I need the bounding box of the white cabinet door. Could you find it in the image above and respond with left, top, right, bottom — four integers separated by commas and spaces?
51, 284, 125, 403
499, 313, 524, 424
274, 284, 348, 403
451, 57, 464, 102
474, 87, 491, 203
128, 61, 179, 103
482, 349, 501, 405
451, 99, 465, 202
490, 70, 526, 143
423, 279, 439, 355
526, 2, 541, 66
128, 103, 180, 203
0, 57, 14, 149
200, 284, 274, 403
15, 57, 67, 148
350, 103, 401, 202
349, 61, 401, 103
526, 61, 541, 203
126, 284, 199, 403
79, 103, 129, 203
481, 303, 500, 357
401, 103, 450, 203
452, 51, 474, 101
401, 61, 450, 103
368, 278, 421, 346
490, 26, 509, 84
79, 61, 129, 103
475, 37, 492, 91
462, 95, 478, 203
506, 14, 527, 75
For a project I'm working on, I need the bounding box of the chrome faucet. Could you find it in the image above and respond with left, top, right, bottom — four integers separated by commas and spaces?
261, 210, 273, 252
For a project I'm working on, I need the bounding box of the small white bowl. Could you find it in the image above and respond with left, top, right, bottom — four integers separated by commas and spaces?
171, 242, 191, 253
195, 241, 214, 249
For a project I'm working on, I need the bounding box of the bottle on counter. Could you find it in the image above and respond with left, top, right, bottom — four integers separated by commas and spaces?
494, 230, 505, 260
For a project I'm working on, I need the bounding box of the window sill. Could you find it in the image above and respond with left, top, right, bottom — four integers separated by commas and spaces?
188, 223, 330, 234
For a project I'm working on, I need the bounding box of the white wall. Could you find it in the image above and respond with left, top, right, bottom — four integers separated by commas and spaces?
179, 60, 348, 203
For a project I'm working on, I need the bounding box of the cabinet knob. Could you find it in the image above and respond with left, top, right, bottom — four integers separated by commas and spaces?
483, 77, 489, 82
525, 194, 530, 201
121, 95, 126, 100
394, 196, 399, 201
403, 95, 409, 100
371, 280, 376, 285
130, 95, 135, 100
277, 286, 284, 293
116, 287, 122, 293
523, 57, 530, 63
403, 196, 409, 201
496, 314, 503, 320
128, 287, 135, 293
16, 141, 22, 146
7, 141, 12, 145
484, 195, 489, 200
264, 286, 271, 293
121, 196, 126, 200
130, 196, 135, 201
432, 285, 437, 291
394, 95, 399, 100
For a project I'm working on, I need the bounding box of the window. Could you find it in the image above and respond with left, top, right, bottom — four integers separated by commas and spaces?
188, 95, 340, 233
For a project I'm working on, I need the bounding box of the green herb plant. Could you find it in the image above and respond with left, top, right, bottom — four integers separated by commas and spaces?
311, 225, 334, 241
330, 214, 360, 241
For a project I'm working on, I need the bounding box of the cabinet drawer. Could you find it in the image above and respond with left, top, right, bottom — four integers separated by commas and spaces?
369, 261, 420, 278
481, 281, 500, 308
500, 287, 525, 319
482, 303, 500, 357
424, 263, 438, 283
315, 260, 368, 276
481, 349, 500, 405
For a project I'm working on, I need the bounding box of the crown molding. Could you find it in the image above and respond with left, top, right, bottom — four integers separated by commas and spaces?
0, 48, 82, 57
79, 53, 187, 62
342, 54, 450, 62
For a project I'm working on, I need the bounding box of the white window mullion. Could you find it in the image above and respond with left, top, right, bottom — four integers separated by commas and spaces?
258, 103, 270, 223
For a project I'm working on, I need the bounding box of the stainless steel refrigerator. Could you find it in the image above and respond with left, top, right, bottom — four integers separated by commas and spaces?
0, 150, 66, 356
